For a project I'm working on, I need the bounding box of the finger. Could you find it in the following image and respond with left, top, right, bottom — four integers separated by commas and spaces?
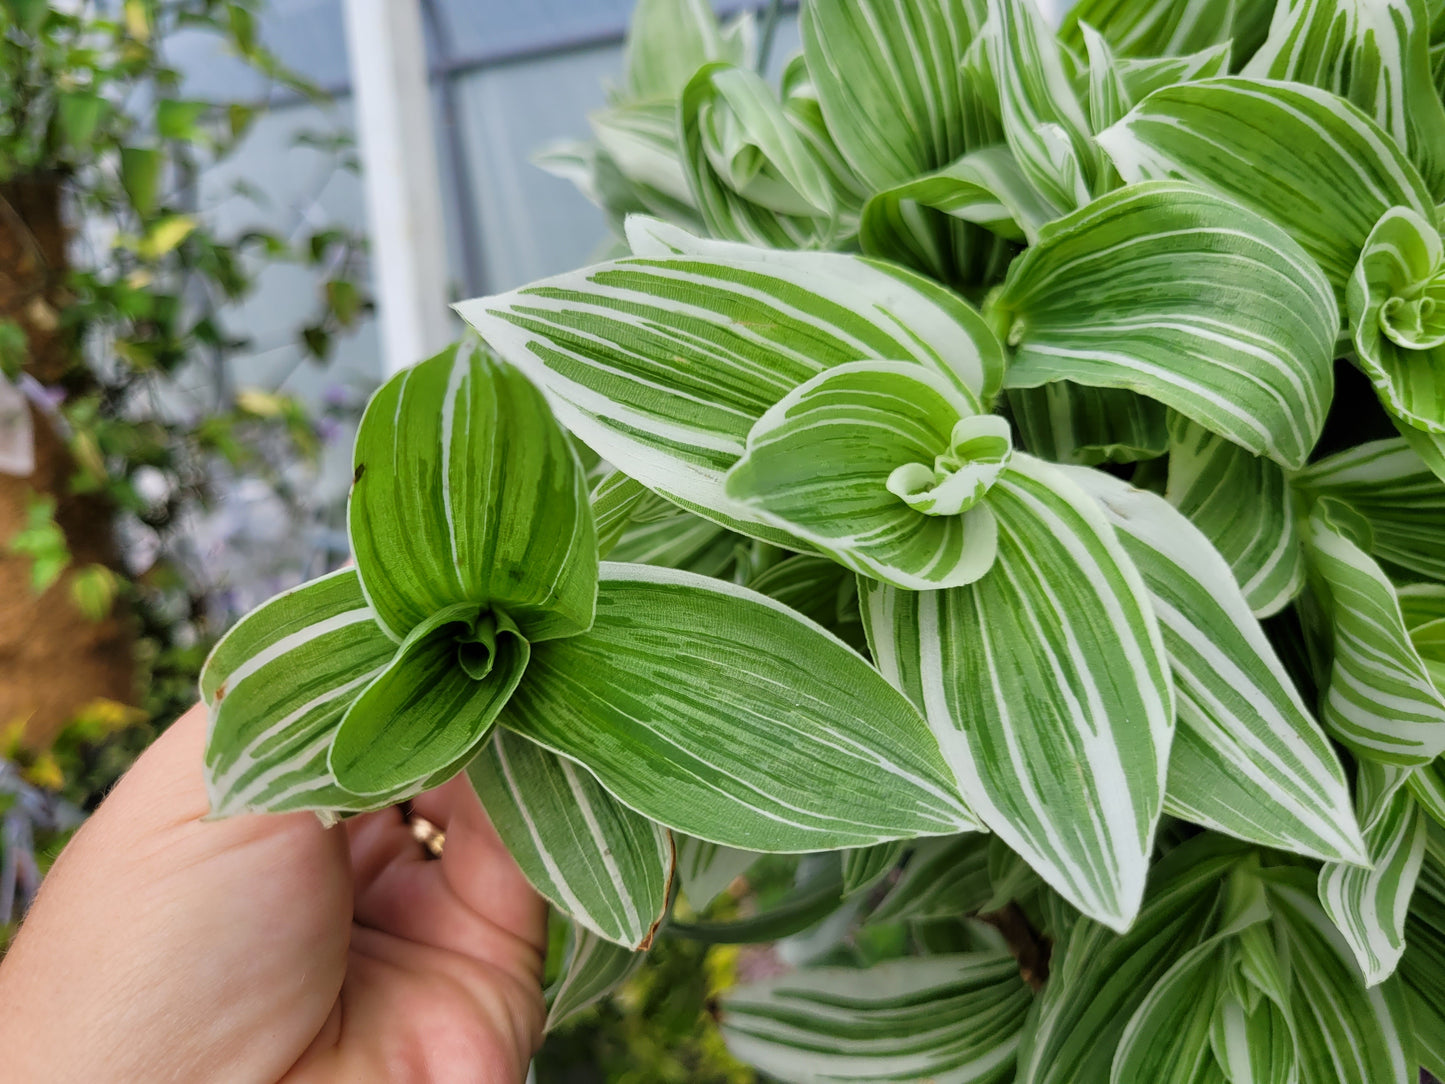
345, 805, 422, 892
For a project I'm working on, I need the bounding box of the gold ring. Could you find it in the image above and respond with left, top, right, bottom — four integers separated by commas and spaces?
409, 814, 446, 859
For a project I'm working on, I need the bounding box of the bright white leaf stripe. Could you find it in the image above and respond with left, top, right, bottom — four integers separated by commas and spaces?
720, 952, 1031, 1084
992, 181, 1337, 471
1319, 766, 1428, 986
1081, 25, 1131, 135
1305, 510, 1445, 764
1208, 984, 1298, 1084
1294, 438, 1445, 582
456, 229, 1005, 548
202, 569, 397, 817
673, 834, 759, 910
348, 337, 597, 643
499, 562, 979, 853
1245, 0, 1445, 199
1265, 875, 1413, 1084
1066, 468, 1365, 865
1098, 77, 1436, 296
799, 0, 990, 190
1108, 936, 1227, 1084
867, 834, 992, 924
1167, 417, 1304, 618
725, 361, 1000, 590
1007, 383, 1168, 468
862, 454, 1173, 931
1016, 835, 1247, 1084
984, 0, 1099, 214
544, 925, 644, 1032
470, 729, 673, 950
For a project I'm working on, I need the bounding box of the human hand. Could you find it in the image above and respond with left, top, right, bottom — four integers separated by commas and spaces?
0, 702, 548, 1083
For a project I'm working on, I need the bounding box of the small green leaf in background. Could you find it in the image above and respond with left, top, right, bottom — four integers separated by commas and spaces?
156, 99, 208, 142
120, 146, 163, 216
57, 92, 105, 149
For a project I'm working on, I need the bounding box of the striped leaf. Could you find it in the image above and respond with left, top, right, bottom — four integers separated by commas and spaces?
671, 856, 848, 944
1319, 766, 1428, 985
1007, 383, 1169, 467
1061, 0, 1263, 58
499, 563, 979, 853
590, 471, 651, 559
747, 555, 866, 653
622, 0, 727, 101
590, 102, 700, 224
724, 361, 1004, 590
1108, 937, 1228, 1084
1167, 418, 1304, 618
1347, 206, 1445, 435
348, 338, 597, 643
1294, 438, 1445, 583
1244, 0, 1445, 199
720, 952, 1032, 1084
840, 841, 908, 897
1265, 874, 1413, 1084
1016, 835, 1248, 1084
861, 454, 1174, 930
1400, 829, 1445, 1079
1398, 417, 1445, 483
329, 604, 529, 796
1208, 980, 1298, 1084
1066, 468, 1364, 865
673, 835, 759, 910
1303, 508, 1445, 765
990, 181, 1337, 471
1098, 78, 1435, 299
868, 834, 993, 924
983, 0, 1100, 215
469, 729, 673, 950
201, 569, 395, 817
799, 0, 990, 190
679, 62, 838, 248
544, 926, 644, 1032
455, 230, 1005, 548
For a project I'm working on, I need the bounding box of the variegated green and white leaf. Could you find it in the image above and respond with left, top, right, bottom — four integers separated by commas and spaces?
673, 835, 759, 910
456, 231, 1005, 549
1061, 0, 1260, 58
747, 555, 866, 652
724, 361, 1003, 590
500, 563, 979, 853
840, 841, 908, 897
868, 834, 993, 924
1294, 438, 1445, 583
1167, 418, 1304, 618
799, 0, 990, 190
1265, 873, 1413, 1084
1304, 508, 1445, 764
1400, 827, 1445, 1079
469, 728, 673, 950
1067, 468, 1365, 865
590, 101, 699, 220
1007, 383, 1168, 467
1245, 0, 1445, 200
1398, 416, 1445, 483
545, 926, 644, 1032
862, 454, 1173, 930
720, 952, 1032, 1084
1109, 937, 1228, 1084
621, 0, 726, 101
1319, 766, 1428, 985
991, 181, 1337, 471
590, 470, 652, 559
329, 604, 529, 796
348, 338, 598, 643
1114, 42, 1234, 102
1347, 206, 1445, 435
1209, 983, 1299, 1084
1098, 77, 1436, 299
202, 569, 396, 818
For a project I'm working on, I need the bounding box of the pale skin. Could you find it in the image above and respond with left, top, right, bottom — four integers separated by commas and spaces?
0, 702, 548, 1083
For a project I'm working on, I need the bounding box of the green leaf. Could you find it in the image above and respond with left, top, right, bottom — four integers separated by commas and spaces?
867, 834, 992, 924
499, 563, 979, 853
1208, 979, 1298, 1084
799, 0, 990, 190
1061, 0, 1250, 57
1098, 77, 1436, 299
589, 102, 699, 222
201, 569, 396, 817
1265, 873, 1413, 1084
1007, 383, 1168, 467
590, 470, 651, 559
1397, 415, 1445, 482
670, 857, 848, 944
861, 454, 1174, 931
57, 91, 105, 149
1108, 937, 1227, 1084
720, 952, 1032, 1084
991, 182, 1337, 471
1244, 0, 1445, 200
747, 555, 867, 653
1114, 42, 1234, 102
120, 146, 163, 217
348, 338, 598, 642
328, 604, 529, 795
469, 729, 672, 950
1067, 468, 1365, 866
724, 361, 1004, 590
1167, 418, 1304, 618
544, 926, 644, 1032
673, 835, 759, 910
1346, 206, 1445, 434
1319, 767, 1428, 985
841, 841, 908, 897
1294, 438, 1445, 582
1400, 830, 1445, 1078
622, 0, 724, 101
455, 223, 1004, 548
156, 99, 208, 142
1304, 508, 1445, 765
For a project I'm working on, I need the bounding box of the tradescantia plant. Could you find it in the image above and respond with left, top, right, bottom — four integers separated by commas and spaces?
202, 0, 1445, 1078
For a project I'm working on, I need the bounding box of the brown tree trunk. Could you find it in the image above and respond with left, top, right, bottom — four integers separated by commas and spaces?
0, 175, 136, 748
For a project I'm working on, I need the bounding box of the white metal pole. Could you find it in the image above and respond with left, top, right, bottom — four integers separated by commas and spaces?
341, 0, 453, 376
